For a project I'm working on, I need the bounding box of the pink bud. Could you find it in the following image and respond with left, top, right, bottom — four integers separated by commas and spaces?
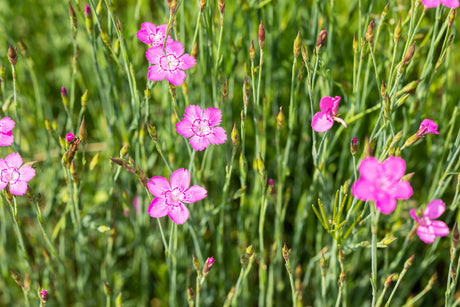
84, 5, 92, 18
66, 132, 75, 143
61, 86, 68, 97
40, 289, 49, 303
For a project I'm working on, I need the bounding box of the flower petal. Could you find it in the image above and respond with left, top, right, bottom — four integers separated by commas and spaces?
311, 112, 333, 132
391, 181, 413, 200
165, 41, 184, 58
431, 220, 449, 237
19, 165, 35, 182
175, 119, 194, 138
375, 191, 397, 214
319, 96, 335, 113
148, 65, 167, 82
419, 119, 439, 134
358, 157, 381, 181
0, 179, 8, 191
137, 22, 157, 45
441, 0, 459, 7
189, 135, 210, 151
166, 69, 186, 86
382, 156, 406, 182
168, 203, 190, 224
422, 0, 441, 7
178, 54, 196, 70
146, 47, 164, 65
352, 178, 376, 201
5, 152, 23, 169
184, 105, 203, 123
204, 107, 222, 126
423, 200, 445, 220
417, 225, 436, 243
209, 127, 227, 145
0, 132, 14, 146
148, 198, 169, 218
183, 185, 207, 203
170, 168, 190, 191
409, 209, 420, 224
147, 176, 171, 198
0, 117, 15, 133
9, 181, 28, 196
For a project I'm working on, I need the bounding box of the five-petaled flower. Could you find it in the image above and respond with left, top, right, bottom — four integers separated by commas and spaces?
0, 117, 15, 146
137, 22, 172, 48
417, 119, 440, 137
311, 96, 347, 132
410, 199, 449, 243
146, 41, 196, 86
148, 168, 207, 224
352, 156, 413, 214
176, 105, 227, 151
0, 152, 35, 196
422, 0, 459, 8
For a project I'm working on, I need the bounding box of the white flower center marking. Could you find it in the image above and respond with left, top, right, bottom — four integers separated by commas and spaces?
160, 54, 179, 72
1, 167, 19, 184
191, 119, 212, 137
165, 188, 184, 207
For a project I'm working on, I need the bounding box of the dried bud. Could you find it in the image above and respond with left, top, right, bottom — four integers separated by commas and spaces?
85, 5, 93, 35
8, 45, 18, 66
10, 269, 23, 288
69, 2, 78, 33
243, 77, 250, 106
187, 287, 195, 300
364, 136, 373, 157
301, 44, 309, 65
221, 78, 229, 103
200, 0, 207, 11
18, 40, 28, 58
404, 42, 416, 64
381, 2, 390, 20
366, 20, 375, 45
100, 29, 110, 46
79, 117, 86, 144
249, 40, 255, 62
316, 30, 327, 50
282, 243, 291, 262
61, 86, 69, 108
103, 281, 112, 295
404, 254, 415, 270
381, 80, 387, 99
350, 137, 358, 155
202, 257, 215, 276
449, 9, 456, 28
231, 123, 239, 146
394, 18, 402, 43
294, 30, 301, 58
218, 0, 225, 15
384, 273, 395, 288
258, 21, 265, 49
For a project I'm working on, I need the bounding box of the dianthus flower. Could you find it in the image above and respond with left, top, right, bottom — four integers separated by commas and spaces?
410, 199, 449, 243
176, 105, 227, 151
422, 0, 459, 8
417, 119, 439, 137
137, 22, 172, 47
146, 41, 196, 86
311, 96, 347, 132
148, 168, 207, 224
0, 117, 15, 146
352, 156, 413, 214
0, 152, 35, 196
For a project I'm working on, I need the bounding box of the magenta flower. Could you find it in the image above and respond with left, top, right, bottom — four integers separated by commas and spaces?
137, 22, 172, 47
352, 157, 413, 214
148, 168, 207, 224
410, 199, 449, 243
417, 119, 439, 137
176, 105, 227, 151
311, 96, 347, 132
65, 132, 75, 143
422, 0, 459, 8
0, 153, 35, 196
146, 41, 196, 86
0, 117, 15, 146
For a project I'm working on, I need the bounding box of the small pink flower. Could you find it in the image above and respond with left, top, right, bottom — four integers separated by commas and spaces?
40, 289, 49, 303
148, 168, 207, 224
417, 119, 439, 137
203, 256, 215, 275
410, 199, 449, 243
0, 117, 15, 146
146, 41, 196, 86
176, 105, 227, 151
0, 153, 35, 196
66, 132, 75, 143
311, 96, 347, 132
137, 22, 172, 47
352, 156, 413, 214
422, 0, 459, 8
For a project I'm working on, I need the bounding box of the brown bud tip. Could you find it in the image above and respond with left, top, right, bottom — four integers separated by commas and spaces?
282, 243, 291, 262
316, 30, 327, 49
219, 0, 225, 15
366, 20, 375, 44
243, 77, 250, 106
85, 5, 92, 18
404, 254, 415, 269
449, 9, 456, 28
350, 137, 358, 155
395, 18, 402, 43
404, 42, 416, 63
294, 30, 302, 58
276, 107, 284, 131
8, 45, 18, 66
353, 34, 358, 53
384, 273, 395, 288
258, 21, 265, 49
222, 78, 229, 102
231, 123, 239, 146
187, 287, 195, 300
200, 0, 207, 11
301, 44, 309, 63
250, 40, 255, 61
68, 2, 78, 28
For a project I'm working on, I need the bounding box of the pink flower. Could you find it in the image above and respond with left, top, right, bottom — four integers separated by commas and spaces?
66, 132, 75, 143
203, 257, 215, 275
146, 41, 196, 86
417, 119, 439, 137
0, 117, 15, 146
147, 168, 207, 224
311, 96, 347, 132
410, 199, 449, 243
352, 157, 413, 214
422, 0, 459, 8
0, 153, 35, 196
175, 105, 227, 151
137, 22, 172, 47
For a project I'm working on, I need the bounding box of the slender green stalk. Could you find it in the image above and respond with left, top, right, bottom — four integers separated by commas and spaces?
371, 205, 379, 307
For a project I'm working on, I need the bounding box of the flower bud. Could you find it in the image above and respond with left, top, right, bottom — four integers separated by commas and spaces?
187, 287, 195, 301
222, 78, 229, 102
40, 289, 49, 303
250, 40, 255, 62
8, 45, 18, 66
200, 0, 207, 11
350, 137, 358, 155
85, 5, 93, 35
81, 89, 89, 108
258, 21, 265, 50
79, 117, 86, 144
316, 30, 327, 50
294, 30, 301, 58
243, 77, 250, 106
61, 86, 69, 108
218, 0, 225, 15
282, 243, 291, 262
366, 20, 375, 45
353, 34, 358, 53
202, 257, 215, 276
231, 123, 239, 146
394, 18, 402, 43
69, 2, 78, 35
384, 273, 395, 288
404, 42, 416, 64
449, 9, 456, 29
276, 107, 284, 131
18, 40, 29, 58
120, 144, 129, 158
246, 244, 254, 258
404, 254, 414, 269
146, 122, 158, 141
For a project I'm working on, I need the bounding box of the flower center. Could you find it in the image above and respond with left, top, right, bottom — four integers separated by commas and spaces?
148, 32, 163, 47
420, 216, 432, 226
191, 119, 212, 137
1, 167, 19, 184
164, 188, 184, 207
160, 54, 179, 72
